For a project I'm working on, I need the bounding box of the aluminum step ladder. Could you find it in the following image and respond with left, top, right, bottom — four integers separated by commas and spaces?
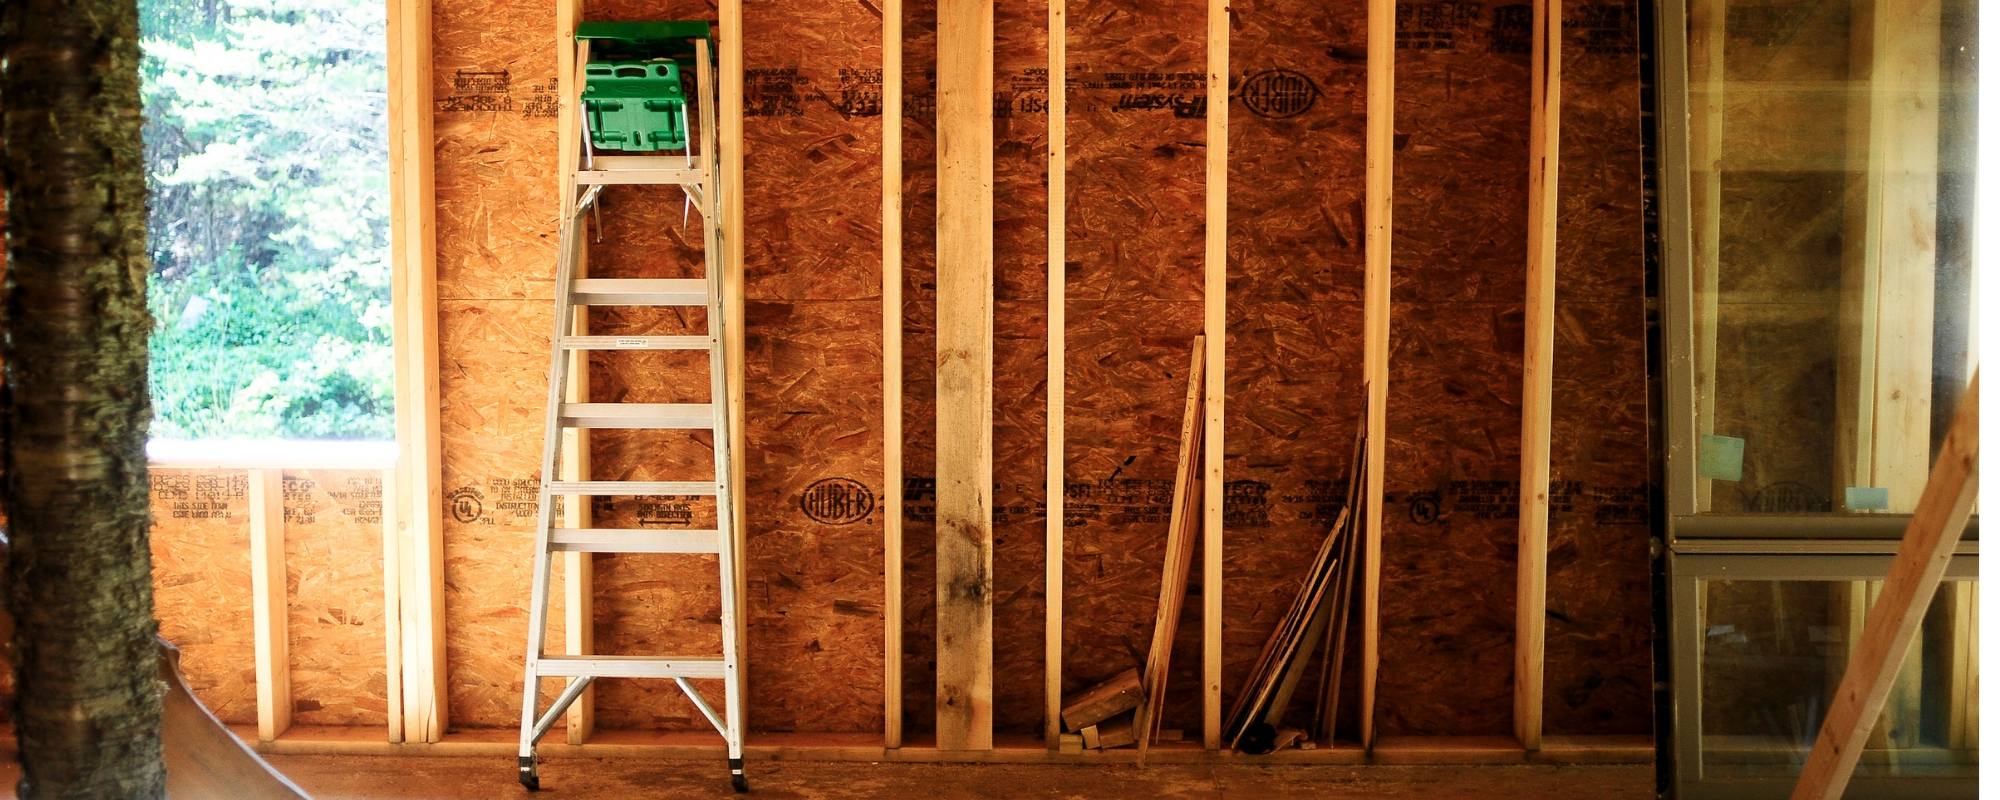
518, 34, 747, 793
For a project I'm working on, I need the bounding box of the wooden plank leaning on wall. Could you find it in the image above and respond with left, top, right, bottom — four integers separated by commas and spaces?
1199, 0, 1228, 752
1514, 0, 1560, 752
935, 0, 996, 751
1045, 0, 1069, 752
386, 0, 446, 744
884, 0, 907, 750
719, 0, 749, 734
1792, 373, 1978, 800
1358, 0, 1394, 752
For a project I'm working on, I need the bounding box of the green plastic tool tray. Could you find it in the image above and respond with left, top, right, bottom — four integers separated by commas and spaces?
577, 21, 713, 153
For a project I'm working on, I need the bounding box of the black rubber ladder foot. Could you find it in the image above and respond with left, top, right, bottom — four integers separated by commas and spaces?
519, 755, 541, 792
729, 757, 748, 793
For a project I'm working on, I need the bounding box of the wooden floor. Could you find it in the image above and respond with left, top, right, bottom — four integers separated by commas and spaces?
0, 726, 1656, 797
267, 755, 1652, 799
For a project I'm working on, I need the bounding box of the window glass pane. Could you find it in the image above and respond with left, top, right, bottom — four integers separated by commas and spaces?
1686, 0, 1977, 514
140, 0, 393, 440
1699, 577, 1978, 781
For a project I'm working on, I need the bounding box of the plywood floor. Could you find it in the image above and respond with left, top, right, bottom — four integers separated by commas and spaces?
260, 756, 1652, 799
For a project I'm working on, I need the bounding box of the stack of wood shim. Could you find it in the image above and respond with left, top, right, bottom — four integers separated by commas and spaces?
1223, 402, 1368, 754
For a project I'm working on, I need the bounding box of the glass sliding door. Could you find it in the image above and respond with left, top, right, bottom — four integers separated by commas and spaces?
1657, 0, 1980, 795
1669, 0, 1977, 522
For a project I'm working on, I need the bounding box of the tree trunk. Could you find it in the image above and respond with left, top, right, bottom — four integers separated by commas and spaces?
0, 0, 166, 794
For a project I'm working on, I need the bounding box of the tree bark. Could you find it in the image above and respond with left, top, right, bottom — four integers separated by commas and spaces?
0, 0, 166, 794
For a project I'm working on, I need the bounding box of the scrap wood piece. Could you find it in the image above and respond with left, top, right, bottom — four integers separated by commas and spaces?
1062, 667, 1142, 732
1315, 410, 1370, 740
1261, 560, 1339, 730
1224, 514, 1343, 737
1135, 336, 1206, 764
1095, 715, 1137, 749
1250, 515, 1349, 741
1224, 505, 1351, 749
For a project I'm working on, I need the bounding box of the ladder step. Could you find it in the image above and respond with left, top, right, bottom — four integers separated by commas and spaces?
570, 278, 709, 306
559, 402, 715, 429
547, 480, 718, 496
560, 335, 713, 351
550, 528, 722, 554
537, 655, 726, 680
575, 157, 707, 186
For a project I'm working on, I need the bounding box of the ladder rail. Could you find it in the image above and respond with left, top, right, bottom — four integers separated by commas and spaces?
520, 36, 600, 763
518, 189, 592, 760
693, 37, 748, 766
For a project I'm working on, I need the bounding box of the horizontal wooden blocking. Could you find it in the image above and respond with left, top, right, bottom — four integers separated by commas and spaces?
1062, 668, 1143, 732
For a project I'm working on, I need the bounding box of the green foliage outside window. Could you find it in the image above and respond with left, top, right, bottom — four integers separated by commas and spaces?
141, 0, 393, 440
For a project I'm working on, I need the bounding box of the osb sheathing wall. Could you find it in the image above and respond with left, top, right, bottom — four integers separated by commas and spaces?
145, 0, 1652, 740
1378, 0, 1649, 737
429, 0, 888, 734
150, 469, 390, 727
899, 0, 1055, 736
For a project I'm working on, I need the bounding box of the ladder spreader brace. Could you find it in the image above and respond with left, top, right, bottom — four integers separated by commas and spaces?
517, 28, 748, 794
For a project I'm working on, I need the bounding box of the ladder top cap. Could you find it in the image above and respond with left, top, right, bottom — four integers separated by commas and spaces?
576, 20, 714, 60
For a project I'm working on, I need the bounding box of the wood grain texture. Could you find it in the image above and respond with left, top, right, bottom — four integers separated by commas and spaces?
284, 470, 392, 729
140, 0, 1659, 744
1062, 0, 1207, 738
1514, 0, 1560, 750
1358, 0, 1394, 750
1542, 0, 1650, 738
896, 0, 940, 732
739, 0, 888, 737
1199, 0, 1227, 751
250, 469, 293, 742
1044, 0, 1067, 751
1134, 337, 1203, 760
386, 0, 444, 743
429, 0, 563, 733
885, 0, 908, 750
151, 471, 259, 725
436, 299, 571, 730
994, 0, 1053, 745
1379, 0, 1528, 738
1221, 0, 1368, 743
934, 0, 995, 750
898, 0, 1052, 741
